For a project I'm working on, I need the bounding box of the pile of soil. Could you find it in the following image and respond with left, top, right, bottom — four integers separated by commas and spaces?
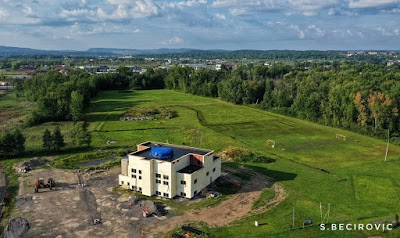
139, 200, 166, 217
118, 196, 140, 210
4, 217, 30, 238
15, 158, 48, 172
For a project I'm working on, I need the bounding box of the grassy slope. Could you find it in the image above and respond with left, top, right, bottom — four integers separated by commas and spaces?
85, 90, 400, 238
0, 93, 76, 153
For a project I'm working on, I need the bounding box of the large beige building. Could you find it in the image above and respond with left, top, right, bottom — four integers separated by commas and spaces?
119, 142, 221, 199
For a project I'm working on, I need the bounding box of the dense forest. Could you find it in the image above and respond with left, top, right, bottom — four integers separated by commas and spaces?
15, 61, 400, 142
164, 62, 400, 140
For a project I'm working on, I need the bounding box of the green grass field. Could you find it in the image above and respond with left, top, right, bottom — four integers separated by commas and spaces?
3, 89, 400, 237
83, 90, 400, 237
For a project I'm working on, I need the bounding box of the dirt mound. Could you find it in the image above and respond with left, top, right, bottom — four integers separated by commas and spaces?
118, 196, 140, 210
15, 196, 34, 211
15, 158, 49, 173
4, 217, 30, 238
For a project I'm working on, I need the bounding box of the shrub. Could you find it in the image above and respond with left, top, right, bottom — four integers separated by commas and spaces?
220, 146, 274, 163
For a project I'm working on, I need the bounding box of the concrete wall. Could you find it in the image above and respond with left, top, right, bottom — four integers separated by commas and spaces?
175, 155, 221, 198
126, 155, 153, 196
121, 159, 128, 176
152, 159, 174, 198
119, 174, 130, 189
176, 173, 193, 198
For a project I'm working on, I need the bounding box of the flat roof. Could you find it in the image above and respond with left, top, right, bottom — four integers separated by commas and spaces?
131, 142, 212, 162
178, 165, 202, 174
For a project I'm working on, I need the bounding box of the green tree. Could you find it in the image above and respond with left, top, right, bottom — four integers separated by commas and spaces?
52, 127, 65, 151
262, 79, 275, 109
71, 122, 92, 147
42, 129, 53, 151
70, 91, 84, 122
13, 129, 26, 155
0, 130, 25, 156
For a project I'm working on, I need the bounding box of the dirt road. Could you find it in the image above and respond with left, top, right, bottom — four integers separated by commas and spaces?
12, 166, 285, 238
144, 166, 286, 237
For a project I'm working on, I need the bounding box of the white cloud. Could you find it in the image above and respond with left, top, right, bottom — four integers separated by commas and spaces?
131, 0, 159, 18
213, 0, 340, 16
60, 8, 95, 18
375, 26, 399, 36
379, 7, 400, 13
112, 5, 128, 18
289, 24, 305, 38
0, 10, 8, 18
162, 36, 183, 45
214, 13, 226, 20
288, 0, 339, 16
349, 0, 400, 9
308, 24, 325, 37
107, 0, 132, 5
166, 0, 207, 8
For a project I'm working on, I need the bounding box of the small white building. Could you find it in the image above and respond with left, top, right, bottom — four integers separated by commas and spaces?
119, 142, 221, 199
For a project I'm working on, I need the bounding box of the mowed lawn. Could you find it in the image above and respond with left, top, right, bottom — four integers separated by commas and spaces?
79, 90, 400, 237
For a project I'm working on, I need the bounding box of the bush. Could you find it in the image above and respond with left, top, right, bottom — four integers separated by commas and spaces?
122, 107, 178, 120
220, 146, 274, 163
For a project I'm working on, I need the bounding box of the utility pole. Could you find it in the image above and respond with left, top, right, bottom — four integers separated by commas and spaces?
292, 207, 295, 228
320, 202, 323, 223
385, 129, 389, 162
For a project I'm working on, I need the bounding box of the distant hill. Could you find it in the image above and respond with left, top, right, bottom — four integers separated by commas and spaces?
0, 45, 396, 61
0, 46, 82, 57
86, 48, 198, 55
0, 46, 48, 56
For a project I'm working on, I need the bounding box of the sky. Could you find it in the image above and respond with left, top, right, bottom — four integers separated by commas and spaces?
0, 0, 399, 50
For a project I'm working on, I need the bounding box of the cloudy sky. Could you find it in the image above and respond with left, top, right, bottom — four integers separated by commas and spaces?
0, 0, 399, 50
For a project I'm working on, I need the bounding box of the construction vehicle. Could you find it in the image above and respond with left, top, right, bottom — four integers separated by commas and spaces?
34, 178, 55, 193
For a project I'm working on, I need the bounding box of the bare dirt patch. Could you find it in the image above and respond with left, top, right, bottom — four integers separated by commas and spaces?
12, 165, 285, 238
15, 168, 146, 238
144, 166, 286, 237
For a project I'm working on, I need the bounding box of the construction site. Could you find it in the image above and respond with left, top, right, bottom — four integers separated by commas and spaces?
2, 158, 284, 238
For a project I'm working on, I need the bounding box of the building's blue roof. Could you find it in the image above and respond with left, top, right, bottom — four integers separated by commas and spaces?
132, 142, 211, 162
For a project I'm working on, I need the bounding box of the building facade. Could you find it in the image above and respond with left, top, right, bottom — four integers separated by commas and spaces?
119, 142, 221, 199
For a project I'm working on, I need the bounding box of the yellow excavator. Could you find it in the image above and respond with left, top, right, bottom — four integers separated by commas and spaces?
34, 178, 55, 193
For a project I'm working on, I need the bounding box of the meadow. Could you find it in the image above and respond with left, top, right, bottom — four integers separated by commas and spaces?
3, 89, 400, 237
84, 90, 400, 237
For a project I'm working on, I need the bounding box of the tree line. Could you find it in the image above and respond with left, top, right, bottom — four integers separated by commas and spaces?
16, 67, 165, 125
16, 61, 400, 141
164, 62, 400, 140
0, 129, 25, 157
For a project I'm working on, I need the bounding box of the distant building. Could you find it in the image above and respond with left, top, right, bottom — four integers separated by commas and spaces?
181, 64, 209, 70
215, 63, 233, 71
119, 142, 221, 199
